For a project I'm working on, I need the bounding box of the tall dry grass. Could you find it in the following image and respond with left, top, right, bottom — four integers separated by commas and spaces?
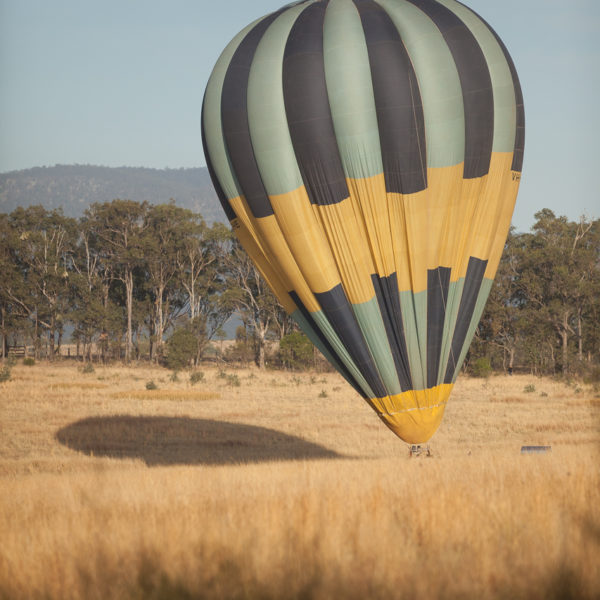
0, 362, 599, 599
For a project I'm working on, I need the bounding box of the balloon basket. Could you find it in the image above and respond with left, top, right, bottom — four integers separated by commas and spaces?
408, 444, 432, 458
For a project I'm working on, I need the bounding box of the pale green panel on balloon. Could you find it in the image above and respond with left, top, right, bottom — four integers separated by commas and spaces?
436, 0, 517, 153
247, 3, 313, 196
399, 289, 428, 391
323, 0, 384, 180
376, 0, 465, 168
202, 20, 263, 201
311, 311, 376, 398
352, 297, 402, 396
437, 278, 465, 385
450, 278, 493, 382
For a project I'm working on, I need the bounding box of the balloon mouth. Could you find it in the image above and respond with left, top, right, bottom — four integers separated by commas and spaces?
371, 384, 452, 444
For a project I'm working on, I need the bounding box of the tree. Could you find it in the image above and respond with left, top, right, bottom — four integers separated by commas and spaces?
175, 220, 235, 359
84, 200, 148, 362
4, 207, 76, 359
141, 202, 192, 361
479, 211, 600, 377
223, 240, 281, 368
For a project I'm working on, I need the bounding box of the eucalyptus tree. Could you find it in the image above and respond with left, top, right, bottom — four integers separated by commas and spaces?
4, 206, 77, 358
83, 200, 148, 362
174, 219, 236, 360
223, 239, 281, 369
0, 213, 23, 357
141, 202, 193, 361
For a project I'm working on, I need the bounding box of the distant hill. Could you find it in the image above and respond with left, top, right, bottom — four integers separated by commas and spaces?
0, 165, 227, 223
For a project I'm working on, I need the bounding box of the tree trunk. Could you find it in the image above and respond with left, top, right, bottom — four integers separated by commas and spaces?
155, 284, 165, 363
561, 325, 568, 375
254, 321, 268, 369
577, 309, 583, 362
256, 338, 266, 369
49, 315, 56, 360
0, 307, 5, 359
34, 312, 40, 360
125, 269, 133, 363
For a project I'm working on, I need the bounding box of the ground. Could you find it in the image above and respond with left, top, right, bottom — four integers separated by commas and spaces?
0, 361, 598, 599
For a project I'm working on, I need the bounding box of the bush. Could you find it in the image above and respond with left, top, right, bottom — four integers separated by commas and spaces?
169, 371, 180, 383
471, 357, 492, 378
0, 366, 11, 383
583, 365, 600, 384
82, 363, 95, 374
224, 340, 254, 365
524, 384, 536, 393
146, 380, 158, 390
165, 327, 198, 370
23, 357, 35, 366
226, 374, 240, 387
278, 332, 314, 370
189, 371, 204, 386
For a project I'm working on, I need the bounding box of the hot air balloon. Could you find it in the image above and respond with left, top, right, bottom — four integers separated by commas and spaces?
202, 0, 524, 444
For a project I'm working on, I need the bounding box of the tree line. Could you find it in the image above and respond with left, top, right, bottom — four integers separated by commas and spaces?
0, 200, 287, 368
472, 209, 599, 380
0, 202, 598, 379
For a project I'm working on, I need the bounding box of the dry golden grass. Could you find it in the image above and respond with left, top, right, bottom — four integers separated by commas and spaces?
111, 389, 221, 401
0, 362, 599, 599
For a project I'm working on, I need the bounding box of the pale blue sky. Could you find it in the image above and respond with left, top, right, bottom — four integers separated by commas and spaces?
1, 0, 598, 231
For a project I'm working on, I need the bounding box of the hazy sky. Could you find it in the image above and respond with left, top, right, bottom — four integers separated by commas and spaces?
1, 0, 598, 231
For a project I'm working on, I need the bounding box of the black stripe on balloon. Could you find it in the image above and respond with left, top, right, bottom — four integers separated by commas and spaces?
314, 285, 387, 399
371, 273, 413, 391
426, 266, 451, 388
221, 12, 283, 219
460, 3, 524, 172
288, 290, 367, 399
201, 96, 237, 222
443, 257, 487, 384
354, 0, 427, 194
407, 0, 494, 179
282, 1, 350, 206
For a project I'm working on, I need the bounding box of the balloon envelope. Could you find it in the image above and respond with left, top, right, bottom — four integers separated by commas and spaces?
202, 0, 524, 443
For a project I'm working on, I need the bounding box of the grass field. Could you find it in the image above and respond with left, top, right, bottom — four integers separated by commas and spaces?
0, 361, 599, 599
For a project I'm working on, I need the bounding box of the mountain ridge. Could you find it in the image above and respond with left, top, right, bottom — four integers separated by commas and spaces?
0, 164, 226, 223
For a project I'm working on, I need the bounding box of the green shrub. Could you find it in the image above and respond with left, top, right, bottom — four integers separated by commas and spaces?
318, 389, 328, 398
23, 357, 35, 366
165, 327, 198, 370
524, 384, 536, 393
82, 362, 95, 374
169, 371, 180, 383
0, 366, 11, 383
146, 380, 158, 390
278, 331, 314, 370
471, 357, 492, 378
226, 374, 240, 387
189, 371, 204, 386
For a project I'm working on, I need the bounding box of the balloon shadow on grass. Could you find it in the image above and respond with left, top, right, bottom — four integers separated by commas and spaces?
56, 416, 342, 466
